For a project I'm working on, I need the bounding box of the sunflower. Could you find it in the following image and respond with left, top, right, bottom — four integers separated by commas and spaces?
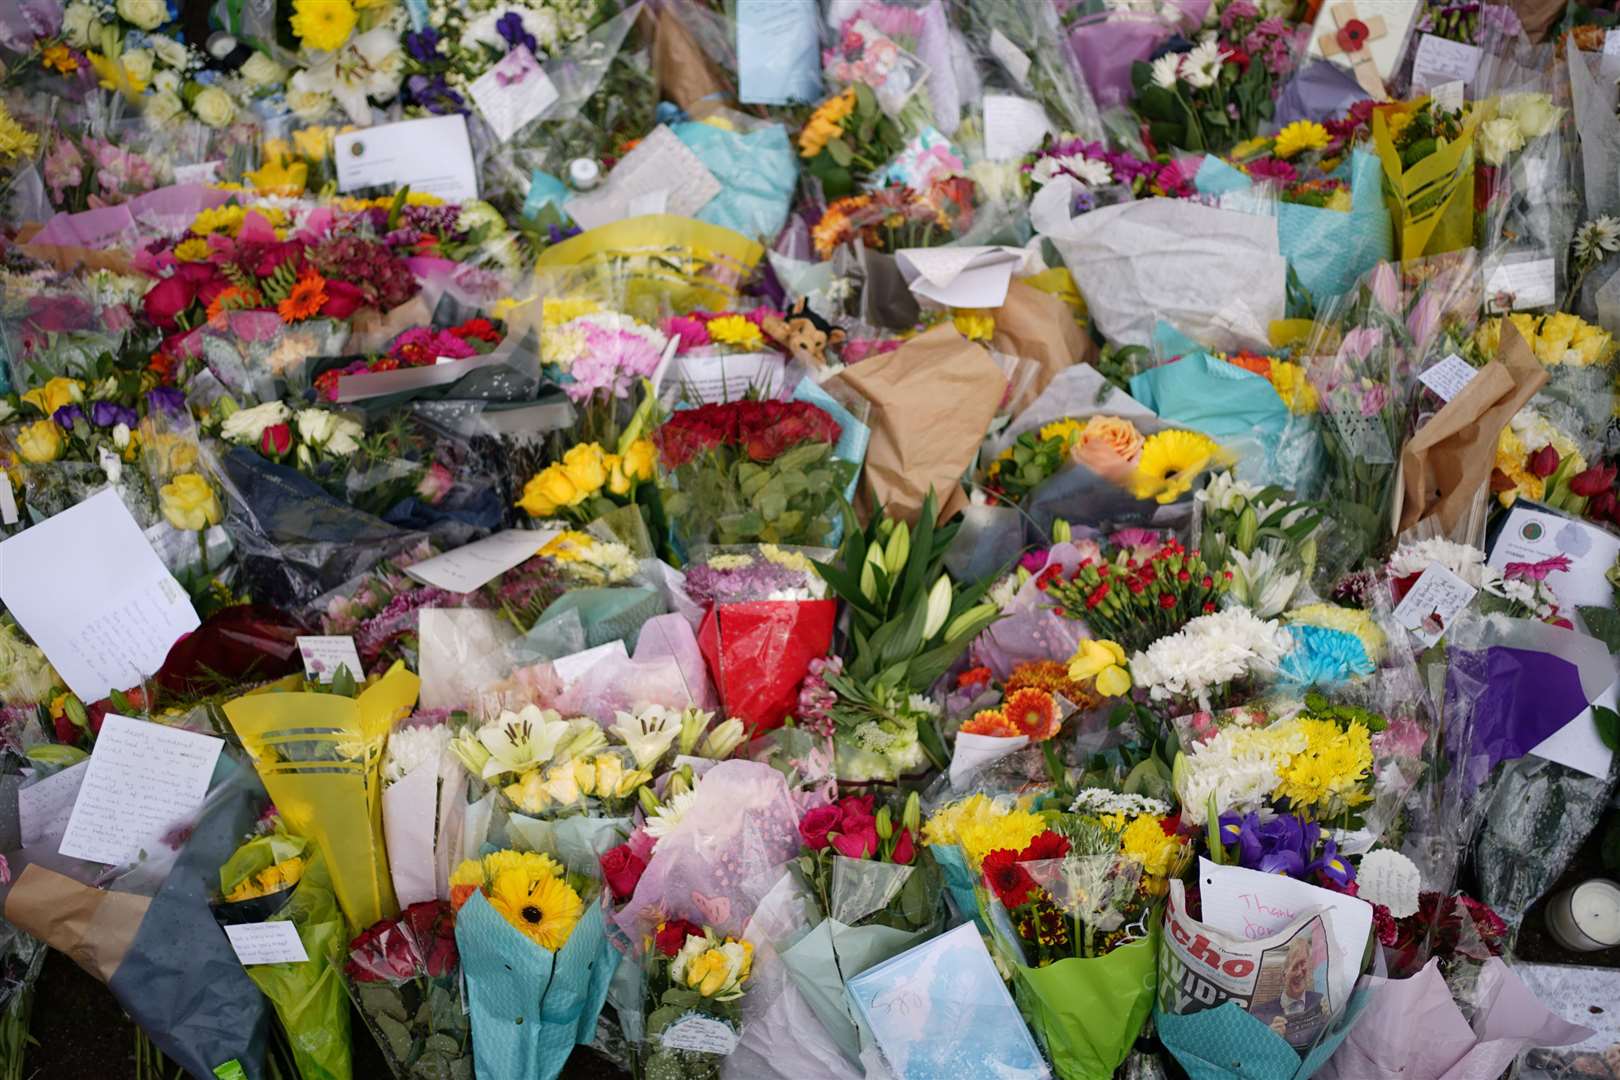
277, 270, 328, 322
1129, 429, 1222, 504
488, 868, 583, 951
1001, 688, 1061, 742
289, 0, 358, 52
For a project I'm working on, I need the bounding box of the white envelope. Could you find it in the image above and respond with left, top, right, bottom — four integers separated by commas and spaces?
335, 115, 478, 203
896, 245, 1029, 308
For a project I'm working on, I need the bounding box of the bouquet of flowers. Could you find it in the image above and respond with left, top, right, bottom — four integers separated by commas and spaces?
282, 0, 405, 125
314, 318, 506, 402
517, 435, 659, 531
635, 922, 753, 1080
655, 399, 856, 549
346, 900, 471, 1080
1198, 472, 1323, 618
1373, 96, 1480, 260
1040, 534, 1229, 654
449, 848, 615, 1079
539, 300, 668, 440
980, 790, 1190, 1079
798, 85, 911, 200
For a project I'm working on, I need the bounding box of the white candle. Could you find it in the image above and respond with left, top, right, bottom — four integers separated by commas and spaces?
1547, 878, 1620, 951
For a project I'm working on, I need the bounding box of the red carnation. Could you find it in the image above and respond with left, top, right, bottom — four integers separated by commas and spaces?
654, 918, 705, 957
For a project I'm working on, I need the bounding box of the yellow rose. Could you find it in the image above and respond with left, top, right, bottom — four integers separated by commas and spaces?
687, 949, 731, 996
560, 444, 607, 496
158, 472, 222, 531
21, 377, 84, 417
591, 754, 623, 797
16, 421, 64, 463
603, 453, 631, 496
517, 466, 580, 516
622, 439, 657, 482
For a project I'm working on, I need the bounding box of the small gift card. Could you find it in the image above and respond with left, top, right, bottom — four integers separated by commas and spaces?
1484, 258, 1557, 313
1392, 562, 1477, 646
468, 47, 559, 143
224, 921, 310, 966
1417, 353, 1480, 402
296, 635, 364, 684
1410, 34, 1482, 93
335, 116, 478, 202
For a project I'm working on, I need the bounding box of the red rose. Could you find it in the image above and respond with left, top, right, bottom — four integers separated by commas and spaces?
891, 827, 915, 865
831, 822, 879, 859
835, 794, 875, 830
143, 275, 198, 329
452, 317, 500, 344
260, 423, 292, 457
320, 279, 366, 320
599, 843, 648, 901
654, 918, 704, 957
1527, 445, 1559, 478
1019, 830, 1071, 863
798, 805, 842, 851
982, 848, 1036, 908
1570, 462, 1617, 498
424, 928, 459, 977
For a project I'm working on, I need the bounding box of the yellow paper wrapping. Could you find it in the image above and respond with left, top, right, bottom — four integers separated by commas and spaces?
223, 664, 420, 932
1373, 100, 1481, 261
533, 215, 765, 320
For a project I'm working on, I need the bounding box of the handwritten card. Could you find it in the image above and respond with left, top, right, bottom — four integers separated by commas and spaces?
468, 46, 559, 143
335, 116, 478, 202
58, 714, 223, 866
405, 528, 557, 593
1488, 503, 1620, 611
18, 761, 88, 848
297, 635, 364, 683
661, 1015, 740, 1055
1393, 562, 1477, 647
224, 921, 310, 966
0, 489, 200, 701
1418, 353, 1480, 402
664, 352, 784, 403
1484, 258, 1557, 312
1411, 34, 1482, 92
1199, 858, 1372, 1006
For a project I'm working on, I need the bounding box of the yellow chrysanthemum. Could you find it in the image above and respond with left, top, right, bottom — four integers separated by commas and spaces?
0, 104, 38, 163
488, 869, 583, 951
798, 88, 858, 158
1267, 360, 1318, 414
952, 309, 996, 342
1274, 717, 1373, 813
1285, 604, 1386, 664
539, 530, 598, 562
542, 296, 602, 328
1129, 429, 1223, 503
1120, 815, 1186, 894
1038, 418, 1086, 449
1273, 120, 1330, 159
289, 0, 357, 51
173, 237, 211, 262
191, 204, 247, 238
923, 793, 1048, 871
706, 314, 764, 351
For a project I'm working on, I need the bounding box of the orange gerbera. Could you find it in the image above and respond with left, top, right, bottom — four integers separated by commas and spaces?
1225, 351, 1273, 377
1001, 688, 1061, 742
1005, 660, 1100, 709
277, 271, 327, 322
960, 708, 1018, 737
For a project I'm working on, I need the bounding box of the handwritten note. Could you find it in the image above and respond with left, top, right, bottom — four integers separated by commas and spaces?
297, 636, 364, 683
661, 1016, 739, 1055
18, 761, 88, 848
57, 714, 222, 866
664, 352, 784, 404
1418, 353, 1480, 402
1355, 849, 1421, 918
1393, 562, 1478, 647
1411, 34, 1481, 92
224, 921, 310, 966
0, 489, 200, 701
468, 47, 559, 143
404, 529, 557, 593
1485, 258, 1557, 312
564, 126, 721, 231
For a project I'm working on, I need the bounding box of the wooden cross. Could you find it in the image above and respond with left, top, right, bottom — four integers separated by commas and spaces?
1318, 1, 1390, 102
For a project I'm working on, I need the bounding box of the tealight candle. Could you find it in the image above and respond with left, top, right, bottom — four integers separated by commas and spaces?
1546, 878, 1620, 952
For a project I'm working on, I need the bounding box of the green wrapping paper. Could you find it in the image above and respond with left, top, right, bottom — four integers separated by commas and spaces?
1010, 924, 1160, 1080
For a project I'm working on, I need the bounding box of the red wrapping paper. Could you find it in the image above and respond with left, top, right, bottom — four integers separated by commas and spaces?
696, 599, 836, 734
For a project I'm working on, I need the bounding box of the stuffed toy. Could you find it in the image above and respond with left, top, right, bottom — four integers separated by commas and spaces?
762, 298, 846, 369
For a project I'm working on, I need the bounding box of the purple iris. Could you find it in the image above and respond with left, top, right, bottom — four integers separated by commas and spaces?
545, 222, 581, 245
53, 404, 85, 430
496, 10, 537, 54
90, 401, 137, 429
406, 74, 465, 115
1309, 839, 1355, 889
146, 386, 187, 416
1219, 812, 1325, 880
404, 27, 440, 63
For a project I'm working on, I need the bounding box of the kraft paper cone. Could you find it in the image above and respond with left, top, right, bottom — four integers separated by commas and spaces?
18, 242, 137, 276
832, 324, 1005, 525
1508, 0, 1565, 42
990, 280, 1096, 413
655, 9, 729, 110
4, 864, 150, 983
1395, 321, 1547, 537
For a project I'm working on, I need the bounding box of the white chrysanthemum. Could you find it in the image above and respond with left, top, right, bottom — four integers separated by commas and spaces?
1575, 216, 1620, 266
1181, 40, 1226, 89
1130, 609, 1292, 704
1175, 723, 1308, 825
1067, 156, 1114, 187
383, 724, 453, 786
645, 789, 698, 840
1069, 788, 1170, 818
1387, 538, 1498, 588
1149, 52, 1182, 90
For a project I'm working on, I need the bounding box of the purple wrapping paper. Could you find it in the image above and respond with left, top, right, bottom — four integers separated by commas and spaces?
1445, 646, 1589, 786
1066, 0, 1209, 108
1276, 60, 1371, 125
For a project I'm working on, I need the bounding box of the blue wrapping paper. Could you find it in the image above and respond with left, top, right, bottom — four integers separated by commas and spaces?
673, 120, 798, 242
1156, 993, 1371, 1080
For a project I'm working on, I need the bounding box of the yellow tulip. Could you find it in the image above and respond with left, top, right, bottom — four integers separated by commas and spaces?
15, 420, 64, 463
158, 472, 223, 531
21, 377, 84, 417
622, 439, 658, 482
560, 444, 607, 495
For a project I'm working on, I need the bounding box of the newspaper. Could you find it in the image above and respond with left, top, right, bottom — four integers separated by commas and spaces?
1159, 880, 1343, 1051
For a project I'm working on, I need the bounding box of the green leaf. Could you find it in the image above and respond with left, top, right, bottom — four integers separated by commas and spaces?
1595, 706, 1620, 753
1577, 604, 1620, 652
826, 137, 853, 167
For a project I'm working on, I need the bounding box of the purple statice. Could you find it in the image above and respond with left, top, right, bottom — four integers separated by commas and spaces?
405, 74, 466, 116
682, 557, 807, 606
404, 203, 465, 235
146, 386, 188, 416
797, 655, 842, 738
496, 11, 537, 54
90, 401, 137, 428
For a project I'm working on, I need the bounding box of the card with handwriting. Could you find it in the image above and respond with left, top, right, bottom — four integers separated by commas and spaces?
297, 636, 364, 684
469, 46, 559, 143
19, 761, 88, 849
58, 714, 223, 866
224, 921, 310, 966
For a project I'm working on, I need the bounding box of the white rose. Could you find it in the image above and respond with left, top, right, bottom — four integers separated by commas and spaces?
61, 2, 95, 47
145, 90, 185, 125
116, 0, 168, 30
120, 48, 153, 86
0, 400, 15, 423
287, 71, 333, 120
192, 85, 236, 128
240, 51, 286, 87
1478, 116, 1525, 166
294, 409, 337, 446
149, 34, 188, 71
221, 400, 291, 444
1504, 93, 1562, 140
153, 68, 180, 94
112, 423, 131, 449
326, 415, 364, 456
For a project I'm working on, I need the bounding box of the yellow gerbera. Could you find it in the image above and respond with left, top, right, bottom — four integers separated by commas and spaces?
1273, 120, 1330, 159
488, 869, 583, 951
1129, 429, 1222, 503
706, 314, 764, 351
289, 0, 357, 51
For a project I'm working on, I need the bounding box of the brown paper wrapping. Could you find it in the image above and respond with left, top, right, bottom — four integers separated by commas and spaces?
1395, 321, 1547, 537
1509, 0, 1565, 42
4, 864, 150, 983
654, 8, 729, 110
832, 324, 1006, 525
990, 280, 1096, 413
18, 242, 137, 276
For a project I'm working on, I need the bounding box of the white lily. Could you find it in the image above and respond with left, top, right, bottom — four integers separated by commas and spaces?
1225, 545, 1301, 619
697, 717, 746, 760
296, 27, 403, 125
476, 705, 569, 779
610, 706, 683, 769
922, 575, 953, 639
